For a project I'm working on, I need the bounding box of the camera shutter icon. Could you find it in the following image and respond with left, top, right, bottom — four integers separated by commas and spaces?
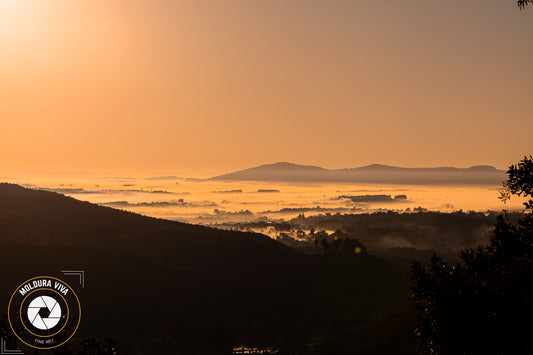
27, 296, 62, 330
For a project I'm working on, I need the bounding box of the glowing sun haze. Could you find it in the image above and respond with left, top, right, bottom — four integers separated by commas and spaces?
1, 0, 532, 177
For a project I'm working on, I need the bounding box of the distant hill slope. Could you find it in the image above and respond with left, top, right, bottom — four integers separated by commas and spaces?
210, 162, 505, 185
0, 182, 286, 255
0, 183, 408, 353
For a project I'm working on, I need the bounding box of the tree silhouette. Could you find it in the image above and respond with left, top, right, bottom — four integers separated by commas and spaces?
518, 0, 532, 9
411, 155, 533, 354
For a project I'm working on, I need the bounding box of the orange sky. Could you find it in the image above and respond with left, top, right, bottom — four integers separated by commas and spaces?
1, 0, 532, 177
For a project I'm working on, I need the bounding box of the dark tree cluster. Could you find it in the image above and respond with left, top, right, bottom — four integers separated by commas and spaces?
518, 0, 532, 9
411, 156, 533, 354
320, 230, 368, 256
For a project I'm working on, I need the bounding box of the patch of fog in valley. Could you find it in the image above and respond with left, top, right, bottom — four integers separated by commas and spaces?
7, 174, 525, 224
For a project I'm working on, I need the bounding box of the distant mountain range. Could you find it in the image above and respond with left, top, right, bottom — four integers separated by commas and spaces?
210, 162, 506, 185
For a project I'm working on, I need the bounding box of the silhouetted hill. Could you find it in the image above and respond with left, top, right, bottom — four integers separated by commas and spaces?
210, 162, 505, 185
0, 183, 410, 354
211, 162, 331, 182
0, 183, 287, 257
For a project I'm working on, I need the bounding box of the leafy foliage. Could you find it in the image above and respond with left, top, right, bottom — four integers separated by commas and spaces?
501, 155, 533, 209
411, 156, 533, 354
518, 0, 532, 9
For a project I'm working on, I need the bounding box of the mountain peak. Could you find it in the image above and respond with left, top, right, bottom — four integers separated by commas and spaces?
258, 162, 326, 170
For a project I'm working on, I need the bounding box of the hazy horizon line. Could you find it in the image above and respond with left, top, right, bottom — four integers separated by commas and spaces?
0, 160, 509, 180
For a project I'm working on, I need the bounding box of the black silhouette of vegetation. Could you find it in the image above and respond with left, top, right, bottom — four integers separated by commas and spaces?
411, 155, 533, 354
518, 0, 532, 8
319, 230, 367, 256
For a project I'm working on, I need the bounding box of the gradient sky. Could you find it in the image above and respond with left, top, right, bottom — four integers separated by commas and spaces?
1, 0, 532, 177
